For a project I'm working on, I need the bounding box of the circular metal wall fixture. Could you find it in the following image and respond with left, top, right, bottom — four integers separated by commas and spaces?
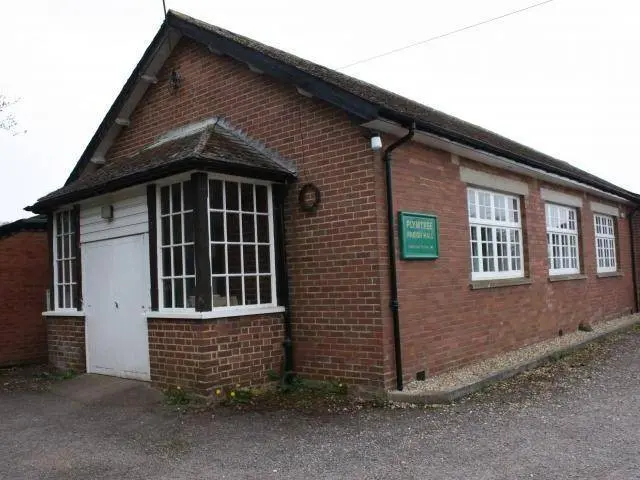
298, 183, 321, 213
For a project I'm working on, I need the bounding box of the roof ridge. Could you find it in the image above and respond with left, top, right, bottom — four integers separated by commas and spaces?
212, 118, 297, 175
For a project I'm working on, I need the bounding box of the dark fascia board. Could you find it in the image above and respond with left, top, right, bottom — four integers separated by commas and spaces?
64, 21, 171, 186
0, 215, 47, 239
166, 13, 380, 122
380, 109, 640, 202
28, 159, 296, 213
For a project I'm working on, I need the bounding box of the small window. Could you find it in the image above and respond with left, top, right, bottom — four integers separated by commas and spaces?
158, 181, 196, 309
53, 210, 78, 310
594, 214, 617, 273
467, 188, 524, 280
545, 203, 580, 275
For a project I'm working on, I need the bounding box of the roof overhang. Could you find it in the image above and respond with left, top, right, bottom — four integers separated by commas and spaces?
364, 118, 634, 205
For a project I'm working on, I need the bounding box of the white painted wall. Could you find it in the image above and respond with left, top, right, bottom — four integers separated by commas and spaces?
80, 188, 148, 244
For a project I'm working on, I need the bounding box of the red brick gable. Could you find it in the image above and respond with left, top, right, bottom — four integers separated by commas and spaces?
103, 37, 390, 389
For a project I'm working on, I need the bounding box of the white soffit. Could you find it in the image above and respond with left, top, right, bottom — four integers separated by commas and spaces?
590, 201, 620, 217
362, 119, 631, 205
88, 29, 182, 164
540, 188, 583, 207
459, 166, 529, 196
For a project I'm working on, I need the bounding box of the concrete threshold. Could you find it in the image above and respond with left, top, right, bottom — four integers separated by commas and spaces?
388, 313, 640, 405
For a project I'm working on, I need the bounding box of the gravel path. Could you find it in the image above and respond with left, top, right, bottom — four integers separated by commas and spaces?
1, 329, 640, 479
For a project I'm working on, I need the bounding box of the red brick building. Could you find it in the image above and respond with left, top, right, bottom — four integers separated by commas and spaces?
28, 11, 640, 394
0, 216, 49, 366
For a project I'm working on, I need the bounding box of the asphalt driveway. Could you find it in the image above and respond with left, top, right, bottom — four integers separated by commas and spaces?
1, 330, 640, 480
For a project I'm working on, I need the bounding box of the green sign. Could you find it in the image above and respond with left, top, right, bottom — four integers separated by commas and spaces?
398, 212, 439, 260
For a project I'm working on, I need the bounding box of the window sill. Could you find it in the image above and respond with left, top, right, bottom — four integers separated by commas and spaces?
42, 310, 85, 317
548, 274, 587, 283
597, 271, 623, 279
145, 306, 285, 320
470, 277, 532, 290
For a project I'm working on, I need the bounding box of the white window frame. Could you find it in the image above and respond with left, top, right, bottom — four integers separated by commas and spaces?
157, 176, 196, 312
467, 187, 524, 281
545, 203, 580, 276
156, 172, 277, 314
207, 173, 278, 314
594, 213, 617, 273
52, 209, 78, 312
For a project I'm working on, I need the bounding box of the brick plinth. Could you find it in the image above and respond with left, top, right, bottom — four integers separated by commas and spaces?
45, 316, 86, 372
147, 313, 284, 395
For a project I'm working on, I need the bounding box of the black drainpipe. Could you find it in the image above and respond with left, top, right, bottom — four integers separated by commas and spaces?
629, 206, 639, 313
383, 122, 415, 391
274, 184, 294, 384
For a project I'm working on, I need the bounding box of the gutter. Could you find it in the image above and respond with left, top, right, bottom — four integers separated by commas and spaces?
376, 112, 640, 203
383, 122, 415, 391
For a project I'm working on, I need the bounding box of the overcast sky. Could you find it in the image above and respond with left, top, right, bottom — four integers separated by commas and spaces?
1, 0, 638, 221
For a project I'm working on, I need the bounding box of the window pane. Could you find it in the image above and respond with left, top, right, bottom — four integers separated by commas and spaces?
173, 247, 183, 276
210, 212, 224, 242
160, 186, 170, 214
212, 277, 228, 306
172, 214, 182, 244
226, 182, 239, 210
241, 183, 254, 212
183, 212, 194, 243
242, 214, 255, 242
255, 185, 268, 213
229, 277, 242, 306
209, 179, 224, 209
63, 261, 70, 282
162, 247, 171, 276
183, 180, 194, 211
185, 278, 195, 308
228, 245, 241, 273
258, 245, 270, 273
56, 213, 63, 235
259, 276, 272, 304
184, 245, 195, 276
57, 261, 63, 283
227, 213, 240, 242
211, 244, 226, 274
56, 236, 63, 260
257, 215, 269, 243
57, 285, 64, 309
64, 285, 71, 309
174, 279, 184, 308
162, 279, 172, 308
467, 190, 476, 218
171, 183, 182, 212
245, 276, 258, 305
63, 235, 70, 257
243, 245, 256, 273
161, 217, 170, 245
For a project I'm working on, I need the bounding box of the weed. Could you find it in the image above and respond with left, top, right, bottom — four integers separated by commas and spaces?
165, 386, 191, 406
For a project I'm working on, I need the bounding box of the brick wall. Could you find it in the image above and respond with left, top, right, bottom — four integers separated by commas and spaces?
45, 316, 86, 372
103, 39, 386, 390
0, 231, 49, 366
389, 142, 635, 387
147, 313, 283, 395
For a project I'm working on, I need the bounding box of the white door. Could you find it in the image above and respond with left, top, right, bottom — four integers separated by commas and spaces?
83, 234, 151, 381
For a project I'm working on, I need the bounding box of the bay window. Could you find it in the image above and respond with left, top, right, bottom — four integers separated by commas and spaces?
545, 203, 580, 275
157, 174, 276, 312
467, 188, 524, 280
594, 214, 617, 273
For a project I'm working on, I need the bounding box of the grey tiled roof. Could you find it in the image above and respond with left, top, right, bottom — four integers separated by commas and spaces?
35, 119, 296, 207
